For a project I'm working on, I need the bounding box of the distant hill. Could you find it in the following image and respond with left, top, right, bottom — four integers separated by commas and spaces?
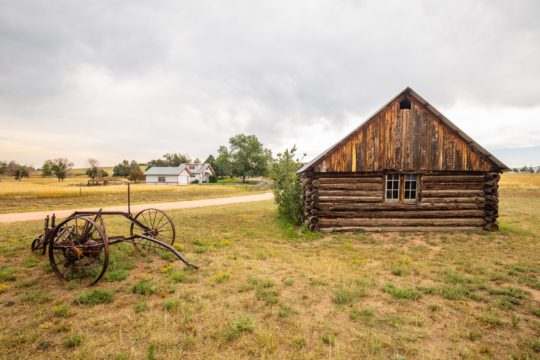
490, 146, 540, 169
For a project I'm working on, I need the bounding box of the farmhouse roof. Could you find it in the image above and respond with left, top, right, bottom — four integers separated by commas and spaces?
184, 163, 216, 175
144, 164, 191, 176
298, 87, 509, 173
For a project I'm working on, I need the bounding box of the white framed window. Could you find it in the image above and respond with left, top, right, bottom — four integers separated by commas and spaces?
158, 176, 166, 182
385, 174, 400, 201
385, 174, 419, 204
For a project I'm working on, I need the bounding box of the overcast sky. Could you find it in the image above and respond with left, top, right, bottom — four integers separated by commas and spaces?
1, 0, 539, 168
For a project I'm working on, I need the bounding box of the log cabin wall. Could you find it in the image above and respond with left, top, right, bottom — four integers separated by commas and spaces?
299, 88, 508, 232
302, 172, 500, 232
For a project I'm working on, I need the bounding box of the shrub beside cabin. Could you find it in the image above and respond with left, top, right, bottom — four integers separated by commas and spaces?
298, 88, 508, 232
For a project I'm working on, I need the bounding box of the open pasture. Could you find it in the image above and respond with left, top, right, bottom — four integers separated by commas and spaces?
0, 174, 538, 359
0, 176, 263, 214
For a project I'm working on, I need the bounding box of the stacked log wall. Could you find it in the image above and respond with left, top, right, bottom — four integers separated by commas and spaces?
302, 172, 500, 232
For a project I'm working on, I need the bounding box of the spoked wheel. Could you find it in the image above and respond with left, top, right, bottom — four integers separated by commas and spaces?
48, 216, 109, 286
130, 208, 176, 253
31, 235, 45, 254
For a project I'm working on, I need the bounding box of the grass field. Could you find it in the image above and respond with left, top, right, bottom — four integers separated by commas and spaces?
0, 174, 538, 359
0, 176, 266, 214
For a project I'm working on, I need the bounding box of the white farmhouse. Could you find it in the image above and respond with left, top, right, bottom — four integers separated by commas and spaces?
144, 163, 215, 185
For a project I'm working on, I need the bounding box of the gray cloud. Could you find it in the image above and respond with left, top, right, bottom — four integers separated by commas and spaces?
1, 0, 539, 166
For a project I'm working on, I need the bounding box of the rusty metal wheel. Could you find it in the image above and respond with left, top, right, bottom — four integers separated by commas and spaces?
130, 208, 176, 253
48, 216, 109, 286
31, 235, 44, 254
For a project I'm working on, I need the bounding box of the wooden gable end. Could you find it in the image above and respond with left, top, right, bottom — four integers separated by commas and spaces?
315, 96, 496, 173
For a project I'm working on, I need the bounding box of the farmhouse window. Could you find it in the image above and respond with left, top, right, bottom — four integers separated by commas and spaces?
385, 174, 400, 201
403, 174, 418, 202
385, 174, 418, 203
158, 176, 166, 182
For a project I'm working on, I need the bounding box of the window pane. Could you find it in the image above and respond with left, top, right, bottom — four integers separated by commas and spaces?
393, 190, 398, 198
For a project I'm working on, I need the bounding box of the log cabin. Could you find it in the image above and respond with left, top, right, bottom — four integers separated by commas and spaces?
298, 87, 509, 232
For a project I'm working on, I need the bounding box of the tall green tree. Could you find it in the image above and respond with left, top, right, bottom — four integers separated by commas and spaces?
269, 146, 304, 225
41, 160, 54, 177
204, 154, 220, 176
86, 158, 101, 180
14, 165, 29, 181
228, 134, 272, 182
49, 158, 73, 181
215, 145, 232, 178
113, 160, 141, 178
148, 153, 190, 168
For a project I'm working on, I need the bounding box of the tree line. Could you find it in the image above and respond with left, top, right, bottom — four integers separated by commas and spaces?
0, 161, 34, 180
204, 134, 273, 182
512, 166, 540, 173
144, 134, 274, 182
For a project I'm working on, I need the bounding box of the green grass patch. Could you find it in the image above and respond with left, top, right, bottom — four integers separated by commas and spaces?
104, 268, 129, 282
282, 277, 294, 286
222, 315, 255, 342
322, 333, 336, 345
23, 256, 39, 268
478, 311, 503, 327
0, 267, 17, 281
213, 271, 230, 284
333, 288, 357, 305
391, 266, 408, 276
531, 338, 540, 352
169, 270, 196, 283
163, 298, 181, 312
349, 308, 375, 325
134, 300, 148, 313
309, 278, 327, 287
132, 278, 157, 295
65, 334, 83, 348
260, 279, 275, 288
278, 304, 293, 318
439, 284, 473, 300
255, 287, 279, 305
383, 283, 422, 300
74, 289, 114, 305
53, 304, 70, 317
20, 290, 51, 304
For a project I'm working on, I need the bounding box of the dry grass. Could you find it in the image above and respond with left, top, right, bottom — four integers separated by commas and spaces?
0, 174, 539, 359
0, 176, 264, 214
500, 173, 540, 192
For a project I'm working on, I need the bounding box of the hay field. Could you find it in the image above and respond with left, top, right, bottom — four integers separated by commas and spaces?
0, 176, 263, 214
0, 174, 538, 359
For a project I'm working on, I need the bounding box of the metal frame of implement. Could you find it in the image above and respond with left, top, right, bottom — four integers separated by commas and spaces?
31, 184, 199, 286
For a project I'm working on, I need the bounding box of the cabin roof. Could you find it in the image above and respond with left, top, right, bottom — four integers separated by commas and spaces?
298, 87, 509, 173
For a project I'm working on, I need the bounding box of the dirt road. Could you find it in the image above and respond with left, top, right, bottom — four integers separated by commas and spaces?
0, 193, 274, 223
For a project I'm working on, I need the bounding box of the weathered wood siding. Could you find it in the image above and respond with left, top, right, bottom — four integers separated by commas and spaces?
315, 97, 495, 173
302, 172, 499, 232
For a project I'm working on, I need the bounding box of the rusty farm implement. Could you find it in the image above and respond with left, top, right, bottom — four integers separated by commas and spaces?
30, 184, 198, 286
